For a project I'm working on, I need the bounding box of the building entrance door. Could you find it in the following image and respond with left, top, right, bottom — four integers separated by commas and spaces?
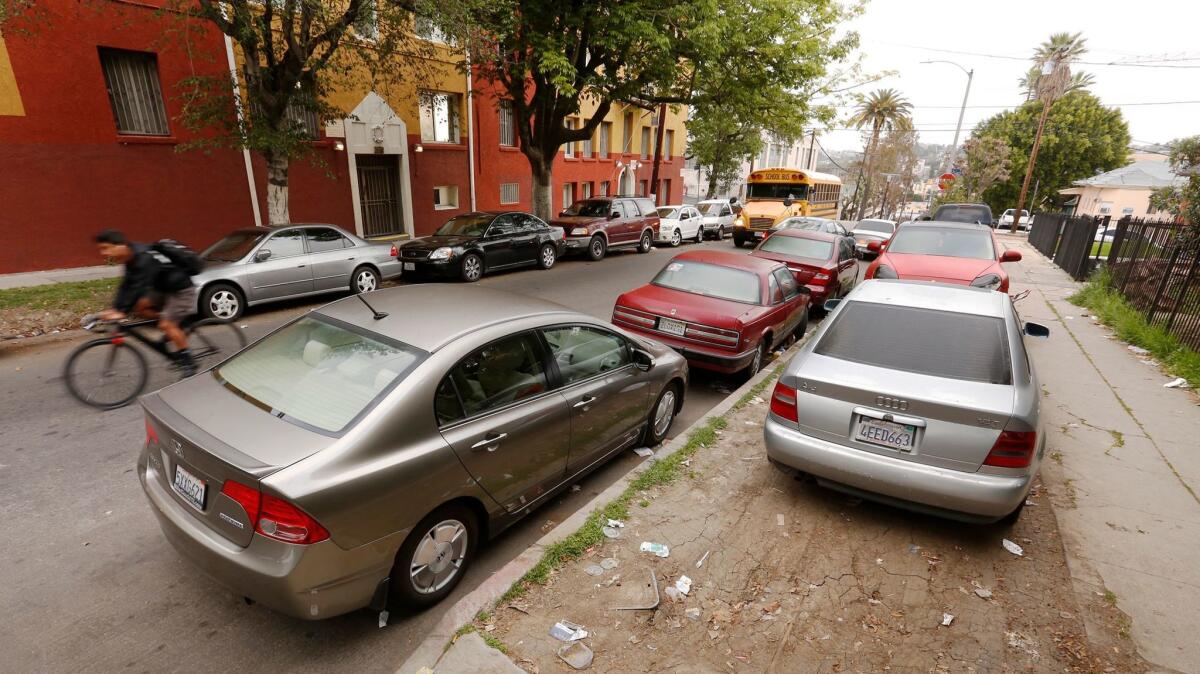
356, 154, 403, 237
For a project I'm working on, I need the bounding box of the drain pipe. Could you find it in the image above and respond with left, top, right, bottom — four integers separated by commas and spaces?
466, 60, 477, 211
223, 34, 262, 227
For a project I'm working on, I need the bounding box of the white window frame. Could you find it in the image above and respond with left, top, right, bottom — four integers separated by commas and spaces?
582, 182, 592, 199
599, 122, 611, 159
419, 90, 462, 144
664, 129, 674, 160
499, 182, 519, 205
599, 181, 610, 196
498, 101, 516, 147
414, 15, 452, 44
98, 48, 170, 136
640, 126, 651, 160
564, 119, 576, 158
562, 182, 574, 209
433, 185, 459, 210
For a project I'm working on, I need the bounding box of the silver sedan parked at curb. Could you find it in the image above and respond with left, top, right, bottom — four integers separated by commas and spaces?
192, 223, 403, 321
137, 285, 688, 619
764, 279, 1049, 524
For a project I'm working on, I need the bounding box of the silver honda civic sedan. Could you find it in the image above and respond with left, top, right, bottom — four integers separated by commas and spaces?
137, 286, 687, 619
192, 223, 403, 321
764, 280, 1049, 523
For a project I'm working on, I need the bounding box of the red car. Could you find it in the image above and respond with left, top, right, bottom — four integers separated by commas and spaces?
613, 250, 809, 376
864, 221, 1021, 292
749, 228, 858, 310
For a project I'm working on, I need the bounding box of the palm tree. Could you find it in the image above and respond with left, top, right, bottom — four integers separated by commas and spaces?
1021, 32, 1091, 101
848, 88, 912, 217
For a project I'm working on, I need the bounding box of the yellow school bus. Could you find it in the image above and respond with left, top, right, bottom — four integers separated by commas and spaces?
732, 168, 842, 247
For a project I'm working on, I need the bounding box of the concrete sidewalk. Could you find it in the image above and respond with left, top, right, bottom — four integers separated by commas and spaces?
1002, 233, 1200, 672
0, 264, 120, 290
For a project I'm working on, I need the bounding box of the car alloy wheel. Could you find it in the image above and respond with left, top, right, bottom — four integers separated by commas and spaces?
653, 388, 676, 438
203, 284, 243, 321
588, 236, 606, 261
461, 254, 483, 282
718, 225, 726, 240
409, 518, 469, 595
638, 231, 652, 253
694, 228, 703, 243
353, 267, 378, 293
748, 341, 766, 374
539, 243, 556, 269
670, 229, 682, 247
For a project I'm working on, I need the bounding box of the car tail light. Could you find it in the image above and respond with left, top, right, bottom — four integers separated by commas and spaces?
389, 244, 398, 257
145, 417, 159, 447
220, 480, 329, 545
812, 272, 830, 283
769, 380, 798, 422
983, 431, 1037, 468
613, 305, 655, 327
685, 324, 739, 346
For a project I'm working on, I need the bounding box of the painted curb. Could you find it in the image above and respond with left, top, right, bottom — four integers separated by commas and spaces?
396, 335, 808, 674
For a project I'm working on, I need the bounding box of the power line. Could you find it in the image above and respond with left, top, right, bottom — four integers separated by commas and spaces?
828, 100, 1200, 110
881, 42, 1200, 68
813, 137, 852, 172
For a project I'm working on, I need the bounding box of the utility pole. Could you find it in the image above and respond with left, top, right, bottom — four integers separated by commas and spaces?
649, 103, 668, 205
1011, 66, 1056, 233
921, 61, 973, 176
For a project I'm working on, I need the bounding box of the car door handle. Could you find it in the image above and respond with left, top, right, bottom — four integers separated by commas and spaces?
471, 432, 508, 452
573, 396, 597, 409
297, 264, 306, 268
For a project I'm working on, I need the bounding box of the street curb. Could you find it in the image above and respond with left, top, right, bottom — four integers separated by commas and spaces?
396, 337, 807, 674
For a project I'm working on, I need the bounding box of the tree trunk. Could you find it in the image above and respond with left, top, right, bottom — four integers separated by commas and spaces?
265, 150, 290, 225
856, 123, 881, 219
531, 160, 554, 222
649, 104, 667, 205
705, 171, 718, 199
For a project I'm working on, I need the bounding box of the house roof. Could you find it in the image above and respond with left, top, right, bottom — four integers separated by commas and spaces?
1070, 160, 1185, 190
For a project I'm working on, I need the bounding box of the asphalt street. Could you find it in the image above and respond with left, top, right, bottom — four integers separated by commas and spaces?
0, 238, 848, 673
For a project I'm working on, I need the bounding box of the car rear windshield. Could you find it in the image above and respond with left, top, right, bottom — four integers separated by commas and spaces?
698, 202, 724, 215
215, 316, 423, 433
562, 199, 612, 217
856, 220, 894, 234
933, 205, 991, 224
886, 226, 995, 260
656, 207, 679, 218
436, 214, 493, 237
758, 235, 833, 260
653, 260, 760, 304
780, 217, 830, 232
815, 302, 1012, 385
203, 231, 266, 262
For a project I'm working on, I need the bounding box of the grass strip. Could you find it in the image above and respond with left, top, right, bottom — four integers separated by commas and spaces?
0, 277, 118, 312
1069, 268, 1200, 386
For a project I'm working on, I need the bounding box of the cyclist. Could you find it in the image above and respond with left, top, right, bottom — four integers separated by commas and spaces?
95, 229, 198, 376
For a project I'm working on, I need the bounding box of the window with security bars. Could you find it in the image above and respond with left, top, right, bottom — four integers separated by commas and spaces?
500, 182, 519, 204
286, 101, 320, 140
599, 122, 611, 158
498, 101, 516, 146
98, 48, 169, 136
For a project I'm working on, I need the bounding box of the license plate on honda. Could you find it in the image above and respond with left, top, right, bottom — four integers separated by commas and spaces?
854, 416, 917, 452
403, 262, 416, 271
658, 317, 686, 336
172, 464, 207, 511
753, 231, 764, 239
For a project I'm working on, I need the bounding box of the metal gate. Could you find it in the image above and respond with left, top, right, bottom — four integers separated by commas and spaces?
356, 155, 403, 237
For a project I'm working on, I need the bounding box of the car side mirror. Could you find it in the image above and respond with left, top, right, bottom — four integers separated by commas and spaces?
255, 249, 272, 262
1024, 322, 1050, 338
1000, 250, 1022, 263
823, 298, 842, 312
783, 197, 793, 207
559, 211, 568, 217
797, 285, 811, 296
610, 211, 620, 220
867, 241, 882, 253
632, 348, 655, 372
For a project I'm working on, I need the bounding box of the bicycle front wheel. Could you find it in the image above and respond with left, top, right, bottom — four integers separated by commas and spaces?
63, 339, 149, 409
188, 318, 247, 371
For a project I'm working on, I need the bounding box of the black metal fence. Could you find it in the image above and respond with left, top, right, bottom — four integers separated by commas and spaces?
1028, 214, 1200, 350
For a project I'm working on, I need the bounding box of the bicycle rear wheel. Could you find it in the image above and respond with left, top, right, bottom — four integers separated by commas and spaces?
188, 318, 247, 371
63, 339, 149, 409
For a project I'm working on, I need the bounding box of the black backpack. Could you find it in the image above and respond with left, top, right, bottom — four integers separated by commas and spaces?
153, 239, 205, 276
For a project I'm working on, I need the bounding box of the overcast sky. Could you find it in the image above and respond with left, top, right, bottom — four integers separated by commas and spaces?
815, 0, 1200, 158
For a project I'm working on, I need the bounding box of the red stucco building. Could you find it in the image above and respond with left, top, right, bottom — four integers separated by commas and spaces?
0, 1, 685, 274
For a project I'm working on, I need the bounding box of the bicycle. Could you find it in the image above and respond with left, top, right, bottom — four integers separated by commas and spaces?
63, 314, 247, 409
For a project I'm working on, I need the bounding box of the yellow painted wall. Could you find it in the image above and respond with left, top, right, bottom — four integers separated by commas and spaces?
567, 100, 687, 157
0, 36, 26, 116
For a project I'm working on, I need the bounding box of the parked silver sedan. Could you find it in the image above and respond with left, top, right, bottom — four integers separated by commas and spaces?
764, 280, 1049, 523
193, 224, 403, 320
138, 285, 687, 618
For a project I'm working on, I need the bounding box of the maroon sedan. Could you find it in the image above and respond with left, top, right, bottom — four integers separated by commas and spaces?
613, 250, 809, 376
749, 228, 858, 310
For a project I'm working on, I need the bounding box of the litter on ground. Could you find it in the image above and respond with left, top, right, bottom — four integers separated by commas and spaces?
941, 613, 954, 627
584, 564, 605, 577
1002, 539, 1025, 556
633, 447, 654, 458
558, 641, 594, 670
550, 620, 589, 642
1127, 345, 1150, 355
695, 550, 710, 568
1164, 377, 1190, 389
601, 558, 619, 570
640, 541, 670, 557
675, 575, 693, 595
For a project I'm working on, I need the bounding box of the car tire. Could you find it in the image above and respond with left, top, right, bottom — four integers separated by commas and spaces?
538, 243, 557, 270
997, 499, 1025, 526
460, 253, 484, 282
587, 235, 607, 261
793, 311, 809, 341
388, 503, 479, 609
742, 340, 768, 381
351, 265, 380, 294
642, 382, 681, 446
670, 229, 682, 247
693, 228, 703, 244
200, 283, 244, 321
733, 237, 745, 248
637, 230, 653, 254
717, 225, 726, 240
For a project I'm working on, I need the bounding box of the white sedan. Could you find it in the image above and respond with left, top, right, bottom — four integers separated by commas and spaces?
656, 205, 704, 246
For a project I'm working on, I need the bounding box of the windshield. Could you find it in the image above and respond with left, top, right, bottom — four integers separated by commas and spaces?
746, 183, 809, 200
887, 226, 996, 260
758, 235, 834, 260
653, 260, 761, 304
856, 220, 895, 234
562, 199, 612, 217
656, 207, 679, 219
216, 316, 423, 433
203, 231, 266, 262
435, 214, 493, 237
815, 302, 1012, 385
698, 202, 724, 215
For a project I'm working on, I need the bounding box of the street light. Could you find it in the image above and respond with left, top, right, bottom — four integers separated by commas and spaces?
920, 60, 974, 176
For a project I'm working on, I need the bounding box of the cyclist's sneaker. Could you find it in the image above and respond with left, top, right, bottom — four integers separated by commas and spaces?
175, 348, 198, 378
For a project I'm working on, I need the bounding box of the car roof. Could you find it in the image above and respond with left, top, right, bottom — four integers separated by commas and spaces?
848, 280, 1008, 318
672, 249, 783, 274
315, 285, 578, 352
906, 221, 993, 231
772, 228, 839, 242
698, 198, 729, 204
659, 204, 690, 209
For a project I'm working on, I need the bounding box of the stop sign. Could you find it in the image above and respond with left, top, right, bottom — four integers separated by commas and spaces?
938, 172, 956, 190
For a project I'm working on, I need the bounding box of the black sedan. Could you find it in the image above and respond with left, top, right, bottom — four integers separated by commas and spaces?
396, 212, 566, 282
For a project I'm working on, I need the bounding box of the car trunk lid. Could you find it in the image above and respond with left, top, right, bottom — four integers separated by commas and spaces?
752, 251, 829, 284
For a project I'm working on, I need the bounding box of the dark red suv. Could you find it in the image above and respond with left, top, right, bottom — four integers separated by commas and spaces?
552, 197, 660, 260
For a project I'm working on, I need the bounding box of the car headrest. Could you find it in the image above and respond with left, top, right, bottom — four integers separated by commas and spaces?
303, 340, 330, 367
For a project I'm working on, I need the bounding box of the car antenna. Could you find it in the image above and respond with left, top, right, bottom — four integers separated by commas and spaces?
356, 293, 388, 320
